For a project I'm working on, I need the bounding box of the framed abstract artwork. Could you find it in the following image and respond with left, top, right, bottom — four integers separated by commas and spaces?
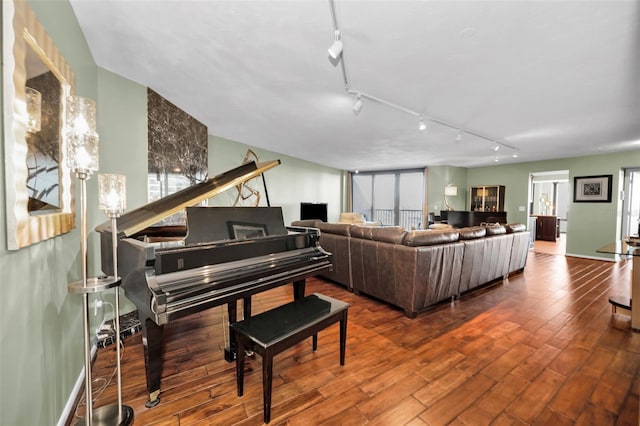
573, 175, 612, 203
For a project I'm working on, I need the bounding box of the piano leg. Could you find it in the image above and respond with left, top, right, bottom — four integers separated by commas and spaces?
293, 279, 306, 300
243, 296, 252, 319
142, 318, 164, 408
224, 301, 239, 362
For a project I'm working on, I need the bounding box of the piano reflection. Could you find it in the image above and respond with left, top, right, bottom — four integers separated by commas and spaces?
95, 160, 332, 407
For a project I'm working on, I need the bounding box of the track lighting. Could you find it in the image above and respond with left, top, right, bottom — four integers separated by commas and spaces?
328, 0, 521, 163
418, 116, 427, 132
352, 94, 363, 114
328, 30, 343, 59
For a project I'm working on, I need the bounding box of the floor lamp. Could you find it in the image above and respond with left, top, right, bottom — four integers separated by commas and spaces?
66, 96, 133, 425
444, 185, 458, 211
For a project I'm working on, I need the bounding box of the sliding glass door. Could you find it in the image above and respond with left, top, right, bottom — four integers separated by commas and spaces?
352, 169, 424, 229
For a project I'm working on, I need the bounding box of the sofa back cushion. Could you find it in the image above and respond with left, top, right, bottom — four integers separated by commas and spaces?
403, 229, 459, 247
484, 224, 507, 235
290, 219, 320, 227
371, 226, 406, 244
505, 223, 527, 233
316, 222, 352, 236
350, 225, 406, 244
457, 226, 487, 240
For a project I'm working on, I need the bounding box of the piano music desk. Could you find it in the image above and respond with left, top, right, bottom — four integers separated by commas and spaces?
231, 293, 349, 423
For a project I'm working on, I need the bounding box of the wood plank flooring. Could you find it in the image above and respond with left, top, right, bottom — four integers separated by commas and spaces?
81, 251, 640, 425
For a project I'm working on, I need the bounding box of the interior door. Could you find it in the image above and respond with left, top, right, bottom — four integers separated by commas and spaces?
622, 168, 640, 237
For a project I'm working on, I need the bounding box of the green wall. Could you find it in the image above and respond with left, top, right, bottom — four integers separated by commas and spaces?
208, 136, 344, 223
466, 151, 640, 259
426, 165, 468, 212
1, 1, 98, 425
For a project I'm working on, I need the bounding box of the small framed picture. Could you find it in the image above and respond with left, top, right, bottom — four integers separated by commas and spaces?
573, 175, 612, 203
227, 221, 268, 240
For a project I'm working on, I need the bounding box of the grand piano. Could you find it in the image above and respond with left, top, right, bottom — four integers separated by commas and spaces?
95, 160, 332, 407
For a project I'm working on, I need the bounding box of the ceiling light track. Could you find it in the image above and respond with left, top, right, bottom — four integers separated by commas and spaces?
327, 0, 519, 158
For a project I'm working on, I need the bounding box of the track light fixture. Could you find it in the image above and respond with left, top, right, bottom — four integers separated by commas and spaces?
493, 143, 500, 152
328, 30, 343, 60
456, 129, 462, 142
352, 93, 363, 114
512, 150, 519, 158
418, 116, 427, 132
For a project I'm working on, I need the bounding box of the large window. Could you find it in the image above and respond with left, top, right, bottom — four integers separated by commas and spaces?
352, 169, 424, 229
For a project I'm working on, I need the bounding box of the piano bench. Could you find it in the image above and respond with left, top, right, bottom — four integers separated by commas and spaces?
230, 293, 349, 424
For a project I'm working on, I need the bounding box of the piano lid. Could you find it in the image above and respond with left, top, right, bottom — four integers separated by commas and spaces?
95, 160, 280, 237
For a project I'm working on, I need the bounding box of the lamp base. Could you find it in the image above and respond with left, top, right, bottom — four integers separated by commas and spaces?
76, 404, 134, 426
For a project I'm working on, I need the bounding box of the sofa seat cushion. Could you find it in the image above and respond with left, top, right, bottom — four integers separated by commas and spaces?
404, 229, 459, 247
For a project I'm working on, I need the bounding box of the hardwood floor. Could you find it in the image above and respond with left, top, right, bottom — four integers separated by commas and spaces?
533, 233, 566, 256
82, 251, 640, 425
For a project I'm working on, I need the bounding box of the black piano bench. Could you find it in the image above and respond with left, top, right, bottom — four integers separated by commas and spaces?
230, 293, 349, 423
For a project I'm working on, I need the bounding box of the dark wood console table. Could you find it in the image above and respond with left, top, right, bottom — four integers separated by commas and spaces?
442, 210, 507, 228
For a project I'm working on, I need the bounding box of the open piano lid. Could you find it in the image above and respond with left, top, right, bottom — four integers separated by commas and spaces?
95, 160, 280, 237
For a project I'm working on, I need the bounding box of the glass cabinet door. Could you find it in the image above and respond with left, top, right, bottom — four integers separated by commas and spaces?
469, 186, 505, 212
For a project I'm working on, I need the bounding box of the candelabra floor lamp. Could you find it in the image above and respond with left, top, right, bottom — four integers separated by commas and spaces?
66, 96, 133, 425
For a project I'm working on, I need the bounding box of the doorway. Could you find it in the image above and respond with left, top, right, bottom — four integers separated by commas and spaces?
621, 168, 640, 238
529, 170, 569, 255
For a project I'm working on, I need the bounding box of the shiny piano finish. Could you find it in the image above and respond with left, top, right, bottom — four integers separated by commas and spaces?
95, 161, 332, 407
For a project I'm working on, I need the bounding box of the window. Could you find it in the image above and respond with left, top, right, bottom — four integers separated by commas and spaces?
352, 169, 424, 229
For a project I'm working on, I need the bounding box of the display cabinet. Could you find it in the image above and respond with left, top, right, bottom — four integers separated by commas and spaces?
469, 185, 505, 212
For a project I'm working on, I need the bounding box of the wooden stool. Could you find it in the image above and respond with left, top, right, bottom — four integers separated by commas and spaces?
230, 293, 349, 423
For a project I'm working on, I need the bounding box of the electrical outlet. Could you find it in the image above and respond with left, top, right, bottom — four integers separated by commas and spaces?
518, 206, 525, 212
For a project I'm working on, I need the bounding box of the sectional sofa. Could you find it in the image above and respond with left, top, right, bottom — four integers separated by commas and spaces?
291, 220, 530, 318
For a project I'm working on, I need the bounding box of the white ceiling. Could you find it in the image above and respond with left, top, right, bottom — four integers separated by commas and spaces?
69, 0, 640, 171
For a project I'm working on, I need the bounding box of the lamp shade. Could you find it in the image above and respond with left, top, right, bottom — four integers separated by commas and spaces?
66, 96, 99, 173
444, 185, 458, 196
98, 174, 126, 215
25, 87, 41, 133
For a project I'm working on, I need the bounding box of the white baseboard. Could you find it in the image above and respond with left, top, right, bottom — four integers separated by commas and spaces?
565, 252, 617, 262
57, 343, 98, 426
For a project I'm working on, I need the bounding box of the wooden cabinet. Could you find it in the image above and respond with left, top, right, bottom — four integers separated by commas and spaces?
532, 215, 558, 241
469, 185, 505, 212
444, 211, 507, 228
